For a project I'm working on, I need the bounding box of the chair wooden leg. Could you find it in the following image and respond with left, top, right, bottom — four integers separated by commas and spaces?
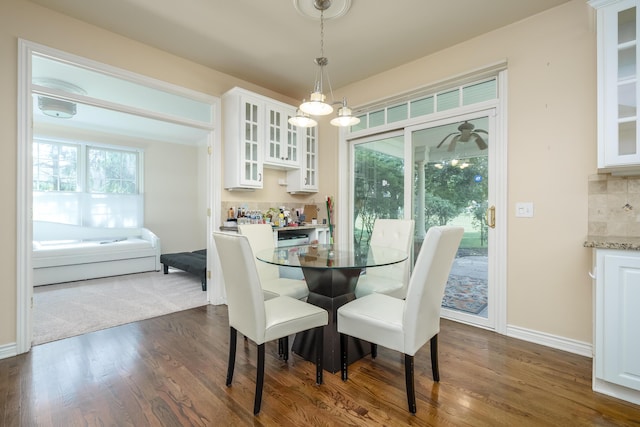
226, 327, 237, 386
278, 337, 284, 358
282, 336, 289, 362
315, 327, 324, 384
371, 343, 377, 359
340, 333, 348, 381
254, 343, 265, 415
405, 354, 417, 414
430, 334, 440, 382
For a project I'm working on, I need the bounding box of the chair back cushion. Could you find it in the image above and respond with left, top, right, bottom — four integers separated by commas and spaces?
367, 219, 415, 295
403, 226, 463, 355
237, 224, 280, 281
213, 232, 266, 342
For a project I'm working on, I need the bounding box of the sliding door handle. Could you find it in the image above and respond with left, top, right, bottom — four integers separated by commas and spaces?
485, 205, 496, 229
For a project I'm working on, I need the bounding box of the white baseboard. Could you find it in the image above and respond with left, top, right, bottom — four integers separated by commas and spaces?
593, 378, 640, 405
507, 324, 593, 358
0, 342, 18, 360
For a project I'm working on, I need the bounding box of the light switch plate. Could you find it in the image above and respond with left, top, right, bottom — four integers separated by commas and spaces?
515, 202, 534, 218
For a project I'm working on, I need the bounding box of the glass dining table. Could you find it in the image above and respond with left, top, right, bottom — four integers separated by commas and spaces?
256, 243, 408, 373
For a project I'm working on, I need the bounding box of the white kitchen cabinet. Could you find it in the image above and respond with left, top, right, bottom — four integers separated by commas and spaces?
223, 87, 303, 190
593, 249, 640, 404
222, 88, 265, 190
264, 104, 300, 169
591, 0, 640, 172
287, 125, 319, 193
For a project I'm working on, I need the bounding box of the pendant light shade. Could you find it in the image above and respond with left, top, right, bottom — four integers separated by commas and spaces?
330, 99, 360, 127
288, 108, 318, 127
300, 84, 333, 116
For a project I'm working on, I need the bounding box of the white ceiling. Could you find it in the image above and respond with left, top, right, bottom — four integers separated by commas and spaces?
28, 0, 572, 100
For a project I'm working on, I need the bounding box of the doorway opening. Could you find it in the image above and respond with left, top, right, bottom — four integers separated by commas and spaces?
17, 40, 222, 353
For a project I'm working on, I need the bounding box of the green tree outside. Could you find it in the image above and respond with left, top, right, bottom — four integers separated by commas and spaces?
353, 146, 488, 252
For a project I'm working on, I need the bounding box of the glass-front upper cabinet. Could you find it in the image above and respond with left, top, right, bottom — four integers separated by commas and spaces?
287, 126, 318, 193
592, 0, 640, 171
222, 88, 264, 190
264, 104, 299, 169
223, 87, 305, 190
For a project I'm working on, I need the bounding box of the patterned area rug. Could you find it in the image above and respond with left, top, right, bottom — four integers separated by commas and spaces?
33, 270, 208, 345
442, 274, 488, 314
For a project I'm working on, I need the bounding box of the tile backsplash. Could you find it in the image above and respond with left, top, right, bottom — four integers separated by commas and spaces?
588, 174, 640, 237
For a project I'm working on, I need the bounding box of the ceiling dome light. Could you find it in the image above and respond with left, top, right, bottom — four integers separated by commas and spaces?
37, 97, 77, 119
33, 78, 86, 119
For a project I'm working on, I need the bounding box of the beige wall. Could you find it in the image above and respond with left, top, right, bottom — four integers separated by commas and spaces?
335, 0, 597, 344
1, 0, 598, 351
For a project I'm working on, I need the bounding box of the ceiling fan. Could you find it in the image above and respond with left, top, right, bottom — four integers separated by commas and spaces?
436, 121, 488, 152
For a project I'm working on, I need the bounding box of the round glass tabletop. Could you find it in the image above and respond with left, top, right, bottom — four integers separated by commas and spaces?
256, 244, 408, 270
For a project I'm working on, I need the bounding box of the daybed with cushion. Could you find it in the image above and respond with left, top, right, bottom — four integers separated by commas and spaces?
160, 249, 207, 291
33, 220, 161, 286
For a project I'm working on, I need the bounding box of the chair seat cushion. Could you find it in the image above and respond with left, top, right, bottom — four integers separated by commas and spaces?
337, 293, 406, 353
263, 296, 328, 343
354, 274, 404, 299
262, 278, 309, 301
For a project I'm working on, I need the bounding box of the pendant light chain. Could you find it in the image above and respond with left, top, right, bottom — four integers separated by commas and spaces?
318, 8, 334, 102
320, 8, 324, 59
317, 8, 327, 95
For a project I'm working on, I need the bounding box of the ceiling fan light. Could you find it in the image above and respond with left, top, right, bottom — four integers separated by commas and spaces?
300, 91, 333, 115
330, 105, 360, 127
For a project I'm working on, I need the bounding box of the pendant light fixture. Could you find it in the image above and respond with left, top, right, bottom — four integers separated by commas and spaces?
289, 0, 360, 128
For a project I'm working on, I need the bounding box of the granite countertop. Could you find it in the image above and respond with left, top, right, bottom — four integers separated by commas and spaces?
584, 236, 640, 251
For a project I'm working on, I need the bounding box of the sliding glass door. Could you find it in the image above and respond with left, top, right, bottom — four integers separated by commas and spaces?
350, 112, 497, 329
408, 113, 495, 328
352, 131, 405, 254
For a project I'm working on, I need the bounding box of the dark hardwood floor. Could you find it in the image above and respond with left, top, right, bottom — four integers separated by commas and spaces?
1, 304, 639, 426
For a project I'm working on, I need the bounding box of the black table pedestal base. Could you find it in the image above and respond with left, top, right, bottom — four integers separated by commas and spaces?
292, 268, 370, 373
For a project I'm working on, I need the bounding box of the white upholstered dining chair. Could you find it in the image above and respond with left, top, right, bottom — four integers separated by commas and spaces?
212, 232, 328, 415
354, 218, 415, 299
337, 226, 464, 413
238, 223, 309, 301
